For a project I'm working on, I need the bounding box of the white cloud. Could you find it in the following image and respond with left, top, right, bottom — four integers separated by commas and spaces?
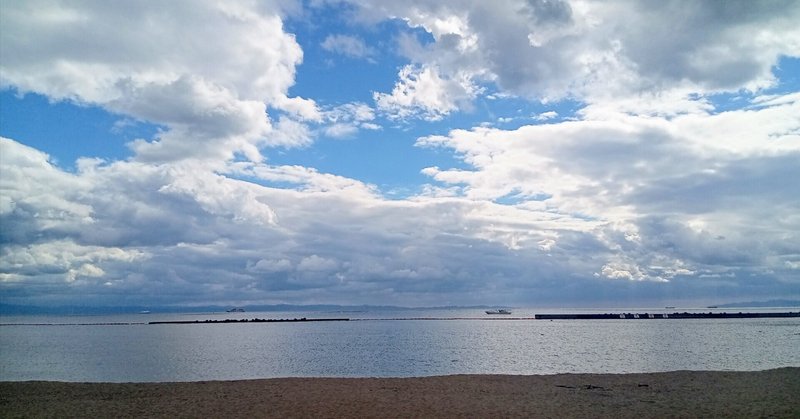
324, 123, 359, 138
1, 239, 146, 285
325, 102, 376, 123
2, 1, 799, 309
360, 123, 382, 131
157, 164, 278, 226
3, 124, 798, 306
0, 136, 588, 306
0, 0, 312, 162
273, 96, 322, 122
119, 76, 273, 162
321, 34, 376, 60
227, 161, 378, 196
374, 64, 480, 121
417, 93, 800, 282
319, 102, 378, 138
600, 261, 648, 282
534, 111, 558, 121
0, 138, 94, 243
356, 0, 800, 113
266, 116, 315, 148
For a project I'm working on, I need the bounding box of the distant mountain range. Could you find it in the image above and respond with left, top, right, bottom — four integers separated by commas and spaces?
3, 300, 798, 316
0, 303, 494, 316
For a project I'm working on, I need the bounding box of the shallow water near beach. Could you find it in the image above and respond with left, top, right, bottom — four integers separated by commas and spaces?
1, 307, 798, 382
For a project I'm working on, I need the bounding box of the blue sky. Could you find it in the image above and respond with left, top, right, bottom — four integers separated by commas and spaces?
1, 0, 799, 308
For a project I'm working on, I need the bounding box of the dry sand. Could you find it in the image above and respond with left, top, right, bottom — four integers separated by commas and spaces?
2, 368, 798, 418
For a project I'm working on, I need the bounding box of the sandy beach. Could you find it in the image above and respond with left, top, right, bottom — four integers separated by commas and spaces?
2, 368, 798, 418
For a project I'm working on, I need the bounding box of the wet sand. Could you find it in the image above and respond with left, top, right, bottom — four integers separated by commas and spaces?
2, 368, 798, 418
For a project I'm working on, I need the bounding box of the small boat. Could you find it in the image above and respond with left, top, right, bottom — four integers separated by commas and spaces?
485, 309, 512, 315
227, 308, 245, 312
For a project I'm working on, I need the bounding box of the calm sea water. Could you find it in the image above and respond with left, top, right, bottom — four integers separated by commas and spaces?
1, 308, 798, 382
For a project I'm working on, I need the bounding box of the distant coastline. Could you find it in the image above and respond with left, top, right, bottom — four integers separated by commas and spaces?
0, 303, 414, 316
3, 300, 799, 316
710, 299, 800, 308
0, 303, 514, 316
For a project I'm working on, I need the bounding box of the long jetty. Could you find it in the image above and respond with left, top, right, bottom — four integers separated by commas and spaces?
148, 317, 349, 325
4, 312, 797, 327
147, 312, 800, 325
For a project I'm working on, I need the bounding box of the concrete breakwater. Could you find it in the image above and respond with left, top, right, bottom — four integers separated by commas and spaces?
148, 318, 350, 324
147, 312, 800, 325
534, 312, 800, 320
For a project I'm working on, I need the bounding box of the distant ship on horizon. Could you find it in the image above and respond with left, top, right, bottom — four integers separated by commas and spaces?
485, 309, 512, 315
227, 308, 245, 313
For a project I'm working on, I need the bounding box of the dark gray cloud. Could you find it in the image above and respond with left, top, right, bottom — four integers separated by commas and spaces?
525, 0, 573, 25
630, 154, 800, 215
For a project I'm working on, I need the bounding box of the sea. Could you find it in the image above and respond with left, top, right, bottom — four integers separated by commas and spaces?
1, 307, 798, 382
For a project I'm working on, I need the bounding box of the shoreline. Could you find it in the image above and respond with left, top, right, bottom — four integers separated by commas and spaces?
2, 368, 798, 418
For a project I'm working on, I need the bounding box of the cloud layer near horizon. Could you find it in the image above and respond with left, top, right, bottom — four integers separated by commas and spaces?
1, 0, 799, 308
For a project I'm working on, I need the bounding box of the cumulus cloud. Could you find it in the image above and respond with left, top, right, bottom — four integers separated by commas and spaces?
417, 92, 800, 283
324, 123, 359, 138
534, 111, 558, 121
3, 108, 799, 307
0, 240, 144, 284
374, 64, 481, 121
0, 132, 613, 306
319, 102, 378, 138
0, 138, 93, 245
0, 0, 315, 162
356, 0, 800, 114
1, 136, 571, 306
2, 1, 799, 309
267, 116, 315, 148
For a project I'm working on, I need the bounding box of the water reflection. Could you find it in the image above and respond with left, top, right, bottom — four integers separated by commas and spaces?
1, 313, 798, 382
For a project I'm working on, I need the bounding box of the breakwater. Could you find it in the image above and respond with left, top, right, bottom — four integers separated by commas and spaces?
534, 312, 800, 320
148, 318, 350, 324
4, 312, 797, 327
150, 312, 799, 325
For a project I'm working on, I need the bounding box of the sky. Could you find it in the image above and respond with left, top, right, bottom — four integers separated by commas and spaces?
1, 0, 799, 309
